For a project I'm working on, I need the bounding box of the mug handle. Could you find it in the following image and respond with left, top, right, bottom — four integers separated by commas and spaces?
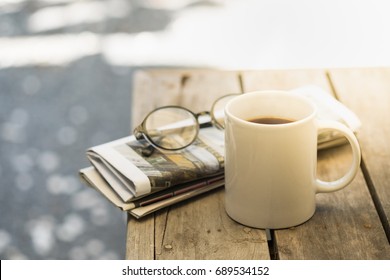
315, 119, 361, 193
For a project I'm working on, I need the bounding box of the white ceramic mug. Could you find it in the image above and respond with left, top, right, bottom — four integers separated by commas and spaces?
224, 91, 361, 229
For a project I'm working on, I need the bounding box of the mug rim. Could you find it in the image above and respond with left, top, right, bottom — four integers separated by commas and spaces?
224, 90, 317, 129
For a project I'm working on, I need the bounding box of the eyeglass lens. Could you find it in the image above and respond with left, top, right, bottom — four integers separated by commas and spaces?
144, 107, 198, 150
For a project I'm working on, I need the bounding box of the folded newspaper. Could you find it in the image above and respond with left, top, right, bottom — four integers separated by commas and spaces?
81, 127, 225, 219
79, 85, 361, 219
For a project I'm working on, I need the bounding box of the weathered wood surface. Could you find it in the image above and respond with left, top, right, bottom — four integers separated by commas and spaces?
127, 68, 390, 260
328, 68, 390, 240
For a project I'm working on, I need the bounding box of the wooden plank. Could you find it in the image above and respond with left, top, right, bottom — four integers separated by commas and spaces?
126, 214, 155, 259
328, 68, 390, 240
177, 70, 243, 112
131, 70, 187, 128
241, 69, 389, 259
154, 70, 269, 259
241, 69, 332, 92
156, 189, 269, 259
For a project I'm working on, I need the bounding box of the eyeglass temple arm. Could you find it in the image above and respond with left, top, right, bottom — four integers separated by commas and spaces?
134, 124, 145, 140
133, 125, 157, 157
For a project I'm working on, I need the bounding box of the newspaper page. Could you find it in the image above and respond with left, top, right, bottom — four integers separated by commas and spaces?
86, 126, 225, 202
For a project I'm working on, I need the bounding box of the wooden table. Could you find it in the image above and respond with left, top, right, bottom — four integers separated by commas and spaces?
126, 68, 390, 260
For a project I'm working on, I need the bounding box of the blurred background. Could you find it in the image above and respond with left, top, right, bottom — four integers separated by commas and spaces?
1, 0, 390, 259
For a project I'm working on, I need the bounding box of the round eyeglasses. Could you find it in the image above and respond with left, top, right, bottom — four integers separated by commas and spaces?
133, 94, 239, 153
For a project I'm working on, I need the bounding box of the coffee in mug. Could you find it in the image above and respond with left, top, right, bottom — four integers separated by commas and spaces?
247, 116, 295, 125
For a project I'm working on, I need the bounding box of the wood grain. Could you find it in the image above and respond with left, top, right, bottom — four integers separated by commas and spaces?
131, 70, 187, 128
126, 214, 155, 259
328, 68, 390, 241
156, 189, 269, 259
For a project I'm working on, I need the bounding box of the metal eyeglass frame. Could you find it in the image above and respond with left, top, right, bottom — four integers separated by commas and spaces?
133, 93, 240, 156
